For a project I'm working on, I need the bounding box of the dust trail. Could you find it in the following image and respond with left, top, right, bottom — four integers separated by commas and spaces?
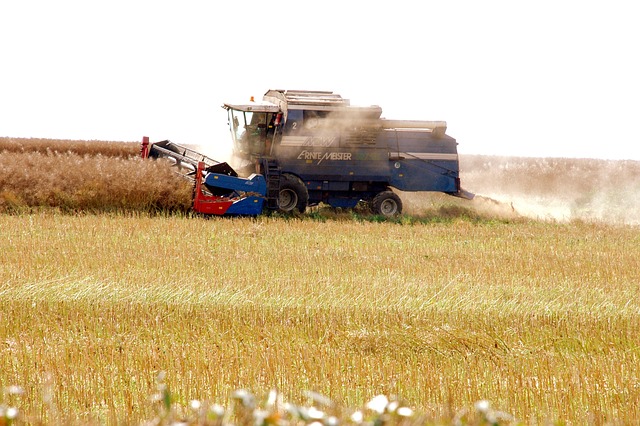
460, 155, 640, 226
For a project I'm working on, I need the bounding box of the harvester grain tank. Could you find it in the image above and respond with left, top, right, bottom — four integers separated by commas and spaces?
141, 89, 473, 216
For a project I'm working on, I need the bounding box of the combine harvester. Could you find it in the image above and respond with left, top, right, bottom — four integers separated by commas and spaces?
141, 89, 474, 216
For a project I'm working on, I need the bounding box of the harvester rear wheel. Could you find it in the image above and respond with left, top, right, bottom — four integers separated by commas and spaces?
278, 174, 308, 214
371, 191, 402, 217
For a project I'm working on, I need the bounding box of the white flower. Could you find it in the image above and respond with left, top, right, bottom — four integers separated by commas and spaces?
7, 385, 24, 395
397, 407, 414, 417
350, 410, 364, 423
366, 395, 389, 414
326, 415, 339, 426
308, 406, 325, 420
474, 400, 490, 413
6, 407, 19, 419
209, 404, 225, 417
266, 389, 278, 407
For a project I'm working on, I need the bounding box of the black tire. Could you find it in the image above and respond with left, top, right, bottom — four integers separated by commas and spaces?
371, 191, 402, 217
278, 174, 309, 213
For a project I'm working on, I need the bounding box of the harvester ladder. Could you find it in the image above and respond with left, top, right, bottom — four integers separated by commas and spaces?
263, 159, 281, 210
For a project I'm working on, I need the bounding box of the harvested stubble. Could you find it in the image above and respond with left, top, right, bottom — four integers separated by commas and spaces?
1, 213, 639, 424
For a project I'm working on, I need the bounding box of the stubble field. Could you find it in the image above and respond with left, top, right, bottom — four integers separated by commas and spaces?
1, 137, 640, 425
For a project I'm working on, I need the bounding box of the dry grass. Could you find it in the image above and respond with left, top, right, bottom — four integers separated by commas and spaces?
0, 137, 140, 158
1, 213, 639, 424
0, 138, 192, 214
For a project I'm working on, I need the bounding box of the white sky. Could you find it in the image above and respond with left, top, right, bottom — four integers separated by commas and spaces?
1, 1, 638, 161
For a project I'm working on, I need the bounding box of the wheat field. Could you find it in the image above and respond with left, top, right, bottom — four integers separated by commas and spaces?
1, 137, 640, 424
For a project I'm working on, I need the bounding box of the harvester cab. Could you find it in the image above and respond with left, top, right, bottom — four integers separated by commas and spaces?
224, 98, 281, 175
142, 89, 473, 217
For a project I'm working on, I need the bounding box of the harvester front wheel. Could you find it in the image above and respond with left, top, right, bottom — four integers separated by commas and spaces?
371, 191, 402, 217
278, 174, 308, 214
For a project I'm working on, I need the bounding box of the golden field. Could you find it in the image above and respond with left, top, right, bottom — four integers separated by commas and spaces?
1, 137, 640, 425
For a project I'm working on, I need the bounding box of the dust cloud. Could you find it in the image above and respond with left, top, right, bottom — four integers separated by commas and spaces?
459, 155, 640, 226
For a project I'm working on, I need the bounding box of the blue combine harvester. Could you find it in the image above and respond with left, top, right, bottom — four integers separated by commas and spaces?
142, 89, 473, 216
